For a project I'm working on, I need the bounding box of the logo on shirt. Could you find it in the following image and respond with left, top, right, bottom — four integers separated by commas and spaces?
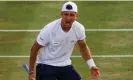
53, 42, 59, 44
52, 42, 60, 45
71, 40, 75, 43
40, 37, 43, 41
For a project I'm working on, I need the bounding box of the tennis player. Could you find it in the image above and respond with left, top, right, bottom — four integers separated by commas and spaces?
29, 1, 100, 80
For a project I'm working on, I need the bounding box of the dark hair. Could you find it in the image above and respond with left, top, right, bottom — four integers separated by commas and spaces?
66, 4, 73, 10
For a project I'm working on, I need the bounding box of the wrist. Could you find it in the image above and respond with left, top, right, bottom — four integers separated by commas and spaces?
29, 71, 35, 75
86, 58, 96, 68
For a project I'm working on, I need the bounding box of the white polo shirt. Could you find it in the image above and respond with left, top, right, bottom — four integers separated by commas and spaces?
36, 18, 86, 66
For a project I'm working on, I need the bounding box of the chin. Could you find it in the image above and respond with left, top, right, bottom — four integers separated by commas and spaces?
65, 24, 71, 27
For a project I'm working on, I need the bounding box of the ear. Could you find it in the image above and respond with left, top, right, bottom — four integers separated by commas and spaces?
75, 13, 78, 20
60, 12, 62, 17
76, 13, 78, 17
61, 12, 63, 16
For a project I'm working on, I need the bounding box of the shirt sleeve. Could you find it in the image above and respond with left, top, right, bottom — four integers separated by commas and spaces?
78, 25, 86, 40
36, 26, 50, 46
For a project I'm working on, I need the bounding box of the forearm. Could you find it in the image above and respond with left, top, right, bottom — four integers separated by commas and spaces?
80, 47, 96, 68
29, 41, 42, 72
78, 40, 96, 68
29, 51, 38, 72
78, 40, 92, 61
80, 47, 92, 61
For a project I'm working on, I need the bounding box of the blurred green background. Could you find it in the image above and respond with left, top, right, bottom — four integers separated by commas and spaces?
0, 1, 133, 80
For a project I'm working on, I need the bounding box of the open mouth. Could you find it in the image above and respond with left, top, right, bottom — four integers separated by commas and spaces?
65, 21, 71, 24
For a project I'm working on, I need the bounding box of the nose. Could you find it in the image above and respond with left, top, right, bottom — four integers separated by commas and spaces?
66, 15, 71, 20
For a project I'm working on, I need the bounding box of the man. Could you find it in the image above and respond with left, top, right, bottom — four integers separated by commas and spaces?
29, 1, 100, 80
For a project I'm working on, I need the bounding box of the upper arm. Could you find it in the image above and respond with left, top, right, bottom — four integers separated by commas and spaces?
36, 26, 50, 46
75, 22, 86, 40
31, 41, 43, 53
77, 39, 88, 51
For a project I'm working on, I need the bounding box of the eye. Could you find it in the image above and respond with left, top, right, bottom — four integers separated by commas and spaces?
70, 14, 75, 17
64, 13, 69, 16
63, 12, 75, 17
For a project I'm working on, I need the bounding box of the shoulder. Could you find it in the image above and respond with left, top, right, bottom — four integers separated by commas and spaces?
41, 18, 61, 33
46, 18, 61, 28
72, 21, 85, 31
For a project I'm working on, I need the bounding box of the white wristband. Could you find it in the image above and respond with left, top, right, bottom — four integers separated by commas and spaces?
86, 59, 96, 68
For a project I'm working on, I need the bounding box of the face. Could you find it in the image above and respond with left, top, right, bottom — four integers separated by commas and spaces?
61, 11, 78, 28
